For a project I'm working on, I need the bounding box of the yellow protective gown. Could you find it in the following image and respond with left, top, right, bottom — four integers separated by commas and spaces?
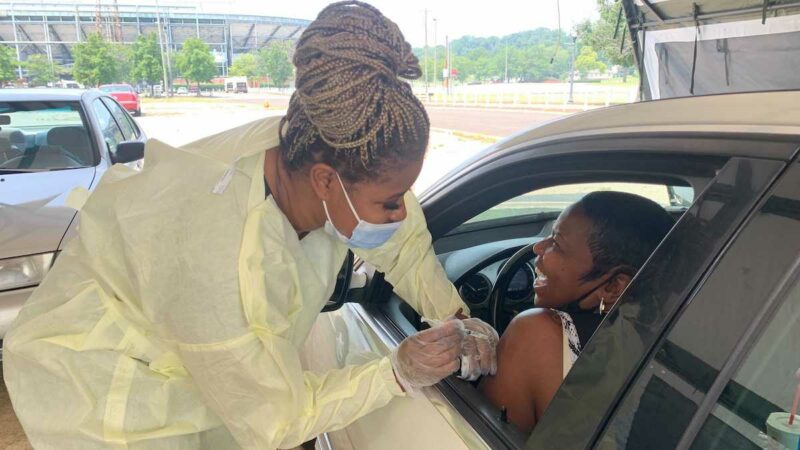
3, 115, 468, 450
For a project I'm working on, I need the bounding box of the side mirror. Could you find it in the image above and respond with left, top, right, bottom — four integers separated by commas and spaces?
113, 140, 144, 164
322, 250, 355, 312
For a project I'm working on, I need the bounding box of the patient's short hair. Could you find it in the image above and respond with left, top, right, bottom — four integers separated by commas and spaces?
575, 191, 675, 281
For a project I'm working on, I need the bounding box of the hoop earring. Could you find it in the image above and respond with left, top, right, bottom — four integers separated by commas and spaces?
598, 298, 606, 315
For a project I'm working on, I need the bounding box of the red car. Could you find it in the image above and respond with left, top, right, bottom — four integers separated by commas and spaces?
99, 84, 141, 116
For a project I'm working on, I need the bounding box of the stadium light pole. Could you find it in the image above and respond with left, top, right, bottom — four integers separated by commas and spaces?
568, 29, 578, 104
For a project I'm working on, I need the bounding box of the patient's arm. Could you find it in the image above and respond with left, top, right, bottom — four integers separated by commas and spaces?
477, 308, 565, 432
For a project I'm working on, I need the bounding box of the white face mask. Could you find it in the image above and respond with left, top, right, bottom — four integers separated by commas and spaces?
322, 173, 404, 249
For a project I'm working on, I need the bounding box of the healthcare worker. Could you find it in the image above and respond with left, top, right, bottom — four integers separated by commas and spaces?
3, 2, 498, 449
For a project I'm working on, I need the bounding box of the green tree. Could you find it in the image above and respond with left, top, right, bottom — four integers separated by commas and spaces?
415, 28, 573, 83
73, 33, 117, 87
175, 38, 217, 95
0, 45, 17, 84
24, 54, 60, 86
131, 33, 163, 95
229, 53, 258, 77
574, 46, 607, 78
576, 0, 636, 80
258, 42, 293, 87
113, 43, 134, 84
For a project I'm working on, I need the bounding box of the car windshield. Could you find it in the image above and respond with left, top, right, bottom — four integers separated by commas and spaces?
100, 85, 131, 93
0, 101, 95, 171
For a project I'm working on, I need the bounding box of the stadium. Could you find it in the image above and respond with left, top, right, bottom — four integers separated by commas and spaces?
0, 1, 310, 76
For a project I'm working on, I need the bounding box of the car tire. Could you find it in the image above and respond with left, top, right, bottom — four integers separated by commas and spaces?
134, 108, 141, 117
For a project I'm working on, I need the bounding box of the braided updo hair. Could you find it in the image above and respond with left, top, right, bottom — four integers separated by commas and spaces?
279, 1, 430, 182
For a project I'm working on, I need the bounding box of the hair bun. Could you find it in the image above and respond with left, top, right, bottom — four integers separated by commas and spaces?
281, 0, 429, 170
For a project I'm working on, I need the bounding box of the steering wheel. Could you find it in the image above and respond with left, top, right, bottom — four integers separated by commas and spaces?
489, 243, 536, 334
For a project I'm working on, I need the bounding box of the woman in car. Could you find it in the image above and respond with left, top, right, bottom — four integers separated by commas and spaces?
479, 191, 675, 432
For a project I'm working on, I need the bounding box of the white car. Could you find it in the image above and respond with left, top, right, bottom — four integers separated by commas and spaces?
0, 89, 146, 341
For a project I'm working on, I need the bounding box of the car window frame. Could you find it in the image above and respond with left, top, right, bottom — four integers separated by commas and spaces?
90, 97, 126, 157
100, 96, 139, 140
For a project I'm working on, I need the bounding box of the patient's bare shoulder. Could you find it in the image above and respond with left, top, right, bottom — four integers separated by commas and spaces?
478, 308, 564, 432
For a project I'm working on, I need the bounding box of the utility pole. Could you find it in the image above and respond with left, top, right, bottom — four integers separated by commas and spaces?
423, 9, 428, 96
432, 18, 437, 87
155, 1, 170, 96
445, 35, 450, 96
568, 31, 577, 104
504, 45, 508, 84
448, 35, 453, 95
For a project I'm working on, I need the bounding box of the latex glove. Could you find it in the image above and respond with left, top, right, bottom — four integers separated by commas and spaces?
459, 317, 499, 381
422, 314, 499, 382
390, 319, 466, 395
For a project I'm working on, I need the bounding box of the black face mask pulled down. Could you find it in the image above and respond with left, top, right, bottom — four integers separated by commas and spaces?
556, 270, 622, 315
554, 270, 624, 349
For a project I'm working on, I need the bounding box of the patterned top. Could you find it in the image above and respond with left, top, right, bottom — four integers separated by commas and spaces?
553, 310, 582, 378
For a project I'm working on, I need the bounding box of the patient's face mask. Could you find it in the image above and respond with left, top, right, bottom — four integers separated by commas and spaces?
323, 173, 403, 249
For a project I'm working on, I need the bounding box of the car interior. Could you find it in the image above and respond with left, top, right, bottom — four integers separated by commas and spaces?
335, 146, 736, 447
0, 101, 95, 172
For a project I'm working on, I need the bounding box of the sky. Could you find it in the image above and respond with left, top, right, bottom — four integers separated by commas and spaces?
135, 0, 599, 47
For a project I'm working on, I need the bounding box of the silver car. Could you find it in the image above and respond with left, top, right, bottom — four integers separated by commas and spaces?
0, 89, 145, 342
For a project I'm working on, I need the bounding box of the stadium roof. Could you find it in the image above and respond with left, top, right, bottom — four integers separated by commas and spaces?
0, 1, 310, 69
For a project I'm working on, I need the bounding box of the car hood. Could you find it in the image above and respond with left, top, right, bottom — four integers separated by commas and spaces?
623, 0, 800, 99
0, 167, 95, 259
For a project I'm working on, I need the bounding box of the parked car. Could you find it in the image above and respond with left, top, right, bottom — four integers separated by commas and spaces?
176, 86, 188, 95
0, 88, 146, 340
99, 83, 141, 116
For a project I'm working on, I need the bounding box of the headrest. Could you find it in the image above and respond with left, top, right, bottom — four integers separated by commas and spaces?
47, 126, 90, 149
0, 128, 25, 152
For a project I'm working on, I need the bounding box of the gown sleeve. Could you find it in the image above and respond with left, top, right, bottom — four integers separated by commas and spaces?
355, 191, 469, 320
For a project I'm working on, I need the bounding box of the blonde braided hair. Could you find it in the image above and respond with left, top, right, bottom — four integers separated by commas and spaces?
280, 1, 429, 181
